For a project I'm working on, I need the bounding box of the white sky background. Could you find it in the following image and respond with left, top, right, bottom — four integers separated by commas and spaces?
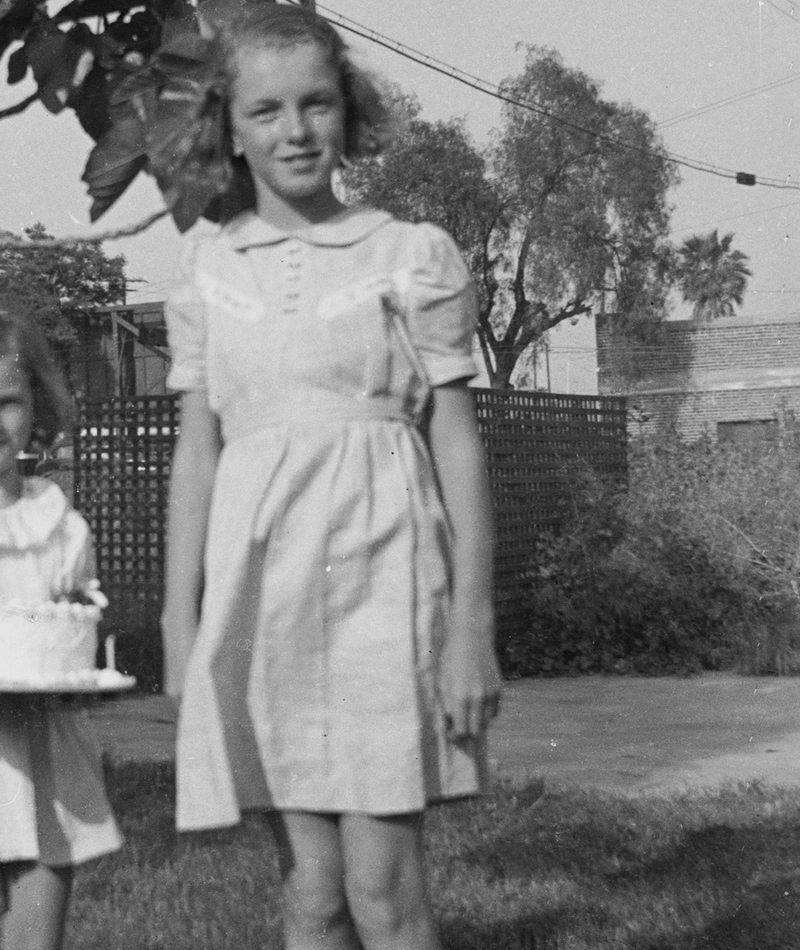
1, 0, 799, 394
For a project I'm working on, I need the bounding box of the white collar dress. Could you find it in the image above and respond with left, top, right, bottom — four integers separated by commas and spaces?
166, 206, 488, 829
0, 478, 122, 867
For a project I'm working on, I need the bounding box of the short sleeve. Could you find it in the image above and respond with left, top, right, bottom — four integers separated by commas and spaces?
406, 223, 479, 387
165, 237, 208, 393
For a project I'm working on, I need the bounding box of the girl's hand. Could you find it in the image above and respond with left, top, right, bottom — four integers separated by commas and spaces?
439, 610, 502, 742
427, 385, 501, 744
160, 608, 197, 699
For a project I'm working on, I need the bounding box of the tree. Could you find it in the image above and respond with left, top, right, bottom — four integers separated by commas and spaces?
0, 222, 126, 355
346, 48, 678, 388
342, 97, 506, 345
0, 0, 315, 234
677, 230, 752, 321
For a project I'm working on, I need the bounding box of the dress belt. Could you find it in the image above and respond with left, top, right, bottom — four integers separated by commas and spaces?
221, 392, 417, 443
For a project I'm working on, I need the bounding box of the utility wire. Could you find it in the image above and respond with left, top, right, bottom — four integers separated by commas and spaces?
678, 198, 800, 233
761, 0, 800, 26
311, 1, 800, 191
658, 72, 800, 129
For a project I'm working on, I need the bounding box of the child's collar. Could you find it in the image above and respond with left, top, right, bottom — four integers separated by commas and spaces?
0, 477, 67, 551
224, 206, 393, 250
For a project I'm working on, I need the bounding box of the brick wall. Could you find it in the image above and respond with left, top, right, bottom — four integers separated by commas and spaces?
596, 312, 800, 441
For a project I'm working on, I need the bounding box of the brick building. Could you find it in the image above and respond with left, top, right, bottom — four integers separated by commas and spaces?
596, 312, 800, 442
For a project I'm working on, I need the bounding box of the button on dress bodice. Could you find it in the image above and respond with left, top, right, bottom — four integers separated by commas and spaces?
279, 239, 305, 317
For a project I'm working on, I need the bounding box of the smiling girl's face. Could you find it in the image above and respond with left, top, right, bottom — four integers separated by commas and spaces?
0, 354, 33, 497
229, 41, 346, 226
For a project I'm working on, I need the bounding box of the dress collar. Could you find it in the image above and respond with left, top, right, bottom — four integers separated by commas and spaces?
225, 206, 393, 250
0, 477, 68, 551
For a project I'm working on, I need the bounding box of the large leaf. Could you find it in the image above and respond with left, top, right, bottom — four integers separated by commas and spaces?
83, 26, 233, 229
25, 20, 94, 114
79, 50, 164, 218
0, 0, 27, 22
70, 63, 113, 140
82, 114, 149, 220
0, 0, 36, 58
6, 43, 26, 83
107, 53, 164, 124
53, 0, 144, 23
102, 10, 158, 57
158, 0, 199, 47
136, 31, 230, 229
153, 91, 231, 231
70, 33, 143, 141
150, 30, 216, 89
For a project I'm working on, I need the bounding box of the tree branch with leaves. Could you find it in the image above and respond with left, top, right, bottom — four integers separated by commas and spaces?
0, 0, 315, 235
0, 222, 127, 360
345, 49, 678, 388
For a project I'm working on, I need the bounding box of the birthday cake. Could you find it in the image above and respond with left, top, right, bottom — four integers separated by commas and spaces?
0, 583, 118, 687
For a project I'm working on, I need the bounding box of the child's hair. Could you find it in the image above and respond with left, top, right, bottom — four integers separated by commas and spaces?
0, 310, 75, 448
214, 2, 396, 159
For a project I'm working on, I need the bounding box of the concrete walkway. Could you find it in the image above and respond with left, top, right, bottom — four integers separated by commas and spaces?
88, 672, 800, 795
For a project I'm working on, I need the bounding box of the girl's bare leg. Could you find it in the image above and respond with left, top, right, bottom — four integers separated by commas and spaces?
341, 813, 441, 950
267, 811, 362, 950
1, 861, 72, 950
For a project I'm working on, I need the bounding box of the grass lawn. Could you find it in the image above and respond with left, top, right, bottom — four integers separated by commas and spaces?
66, 762, 800, 950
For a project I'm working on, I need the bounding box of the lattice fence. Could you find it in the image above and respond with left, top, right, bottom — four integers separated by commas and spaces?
474, 389, 628, 643
73, 396, 179, 690
71, 389, 627, 687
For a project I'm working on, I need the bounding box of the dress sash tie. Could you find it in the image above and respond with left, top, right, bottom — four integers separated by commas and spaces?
221, 391, 417, 443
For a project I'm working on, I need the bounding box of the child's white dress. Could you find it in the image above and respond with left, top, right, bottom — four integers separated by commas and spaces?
0, 477, 122, 866
166, 207, 489, 828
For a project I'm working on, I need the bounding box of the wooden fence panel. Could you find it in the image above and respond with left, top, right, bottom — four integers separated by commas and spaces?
72, 389, 627, 685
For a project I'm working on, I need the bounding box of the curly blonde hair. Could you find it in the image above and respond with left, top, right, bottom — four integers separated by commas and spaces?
214, 2, 396, 159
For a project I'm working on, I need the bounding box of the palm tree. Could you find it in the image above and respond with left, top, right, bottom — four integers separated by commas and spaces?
677, 230, 752, 321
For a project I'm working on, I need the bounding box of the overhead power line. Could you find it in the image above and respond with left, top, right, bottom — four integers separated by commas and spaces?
761, 0, 800, 26
309, 1, 800, 192
658, 72, 800, 129
678, 197, 800, 233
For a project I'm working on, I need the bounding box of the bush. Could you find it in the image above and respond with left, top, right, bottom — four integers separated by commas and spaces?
502, 433, 800, 677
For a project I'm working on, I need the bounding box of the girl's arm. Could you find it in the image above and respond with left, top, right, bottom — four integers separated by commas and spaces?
427, 382, 501, 741
161, 391, 222, 697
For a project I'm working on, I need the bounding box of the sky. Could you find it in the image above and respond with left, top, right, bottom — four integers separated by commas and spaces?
2, 0, 800, 394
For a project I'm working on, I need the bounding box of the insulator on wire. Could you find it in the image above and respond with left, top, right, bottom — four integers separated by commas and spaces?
736, 172, 756, 186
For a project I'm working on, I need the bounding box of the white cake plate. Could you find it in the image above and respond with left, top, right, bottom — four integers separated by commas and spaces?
0, 669, 137, 694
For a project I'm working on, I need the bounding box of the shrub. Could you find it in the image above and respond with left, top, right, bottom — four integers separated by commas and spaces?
502, 433, 800, 677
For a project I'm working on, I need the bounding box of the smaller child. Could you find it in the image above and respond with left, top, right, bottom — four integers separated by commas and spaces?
0, 312, 122, 950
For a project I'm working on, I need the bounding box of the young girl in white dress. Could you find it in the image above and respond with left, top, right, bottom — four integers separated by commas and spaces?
162, 5, 501, 948
0, 312, 122, 950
